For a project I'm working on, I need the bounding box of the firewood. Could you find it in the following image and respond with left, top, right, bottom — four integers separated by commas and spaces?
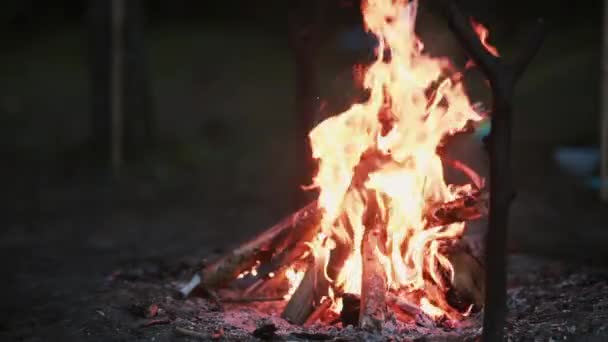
204, 189, 486, 307
386, 294, 434, 327
246, 191, 488, 288
340, 293, 361, 327
304, 297, 333, 326
280, 267, 317, 324
447, 245, 486, 311
425, 191, 488, 228
438, 2, 544, 340
281, 251, 329, 324
246, 219, 320, 288
201, 201, 321, 289
359, 192, 388, 332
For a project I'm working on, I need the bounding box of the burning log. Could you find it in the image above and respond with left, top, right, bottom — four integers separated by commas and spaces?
340, 293, 361, 327
201, 201, 321, 289
203, 190, 486, 291
386, 294, 435, 328
359, 192, 388, 332
281, 250, 329, 325
438, 1, 545, 340
426, 191, 488, 228
304, 297, 333, 326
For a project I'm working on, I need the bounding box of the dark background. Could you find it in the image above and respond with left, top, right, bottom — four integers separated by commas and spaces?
0, 0, 605, 340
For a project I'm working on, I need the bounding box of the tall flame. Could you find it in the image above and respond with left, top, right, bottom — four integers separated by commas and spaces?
308, 0, 483, 319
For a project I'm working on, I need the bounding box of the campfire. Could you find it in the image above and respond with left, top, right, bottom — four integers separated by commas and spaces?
196, 0, 544, 336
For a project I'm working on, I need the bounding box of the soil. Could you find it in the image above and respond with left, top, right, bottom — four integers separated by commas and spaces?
2, 176, 608, 341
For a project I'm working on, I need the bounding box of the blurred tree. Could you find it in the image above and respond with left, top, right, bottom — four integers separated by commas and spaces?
602, 0, 608, 201
289, 0, 329, 209
86, 0, 154, 174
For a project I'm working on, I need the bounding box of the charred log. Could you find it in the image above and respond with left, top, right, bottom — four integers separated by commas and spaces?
359, 192, 388, 332
340, 293, 361, 327
204, 190, 487, 291
281, 251, 329, 325
201, 201, 321, 289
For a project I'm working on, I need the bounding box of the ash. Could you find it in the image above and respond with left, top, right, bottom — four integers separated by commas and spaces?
78, 254, 608, 341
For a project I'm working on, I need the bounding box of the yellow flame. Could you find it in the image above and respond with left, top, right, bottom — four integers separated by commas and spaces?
307, 0, 484, 320
284, 268, 305, 300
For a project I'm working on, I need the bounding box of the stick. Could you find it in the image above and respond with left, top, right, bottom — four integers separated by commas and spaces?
438, 2, 545, 340
359, 192, 387, 332
340, 293, 361, 327
204, 188, 487, 304
304, 297, 333, 326
425, 191, 488, 228
248, 191, 488, 288
201, 201, 321, 289
386, 294, 434, 327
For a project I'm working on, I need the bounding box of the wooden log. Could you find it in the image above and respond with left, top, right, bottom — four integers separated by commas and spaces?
386, 294, 434, 327
340, 293, 361, 327
249, 191, 488, 286
447, 244, 486, 311
281, 251, 329, 324
425, 191, 488, 228
359, 192, 388, 332
201, 201, 321, 289
203, 188, 487, 293
304, 297, 333, 326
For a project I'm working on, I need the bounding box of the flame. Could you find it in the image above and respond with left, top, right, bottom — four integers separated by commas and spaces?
284, 268, 305, 300
420, 297, 445, 320
470, 18, 499, 57
307, 0, 484, 320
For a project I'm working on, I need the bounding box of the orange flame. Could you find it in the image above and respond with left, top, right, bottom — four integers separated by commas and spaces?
307, 0, 483, 320
470, 18, 499, 57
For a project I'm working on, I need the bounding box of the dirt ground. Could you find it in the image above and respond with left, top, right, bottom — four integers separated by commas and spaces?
1, 163, 608, 341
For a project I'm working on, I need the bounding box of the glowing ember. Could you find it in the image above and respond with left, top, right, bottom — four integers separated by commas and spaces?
237, 260, 261, 279
306, 0, 485, 320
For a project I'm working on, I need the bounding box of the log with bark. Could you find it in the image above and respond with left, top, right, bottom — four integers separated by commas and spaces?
281, 249, 329, 324
201, 201, 321, 289
203, 191, 487, 291
386, 294, 435, 328
359, 192, 388, 332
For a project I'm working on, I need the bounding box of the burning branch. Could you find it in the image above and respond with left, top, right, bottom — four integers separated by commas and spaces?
203, 190, 487, 292
359, 192, 388, 332
281, 249, 329, 324
438, 1, 545, 340
201, 201, 321, 289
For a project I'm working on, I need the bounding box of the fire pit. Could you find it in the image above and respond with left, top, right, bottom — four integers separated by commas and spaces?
75, 2, 608, 341
190, 0, 544, 339
86, 0, 546, 340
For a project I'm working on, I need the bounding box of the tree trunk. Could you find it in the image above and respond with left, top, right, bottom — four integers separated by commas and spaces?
86, 0, 154, 172
601, 0, 608, 201
288, 0, 328, 209
86, 0, 112, 166
122, 0, 155, 160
